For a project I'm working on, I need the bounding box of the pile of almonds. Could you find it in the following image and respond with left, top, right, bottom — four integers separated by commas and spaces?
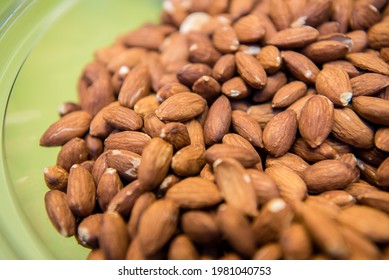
40, 0, 389, 260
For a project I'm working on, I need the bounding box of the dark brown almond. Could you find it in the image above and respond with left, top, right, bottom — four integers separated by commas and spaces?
192, 75, 221, 102
77, 213, 103, 249
160, 122, 191, 151
43, 166, 68, 191
263, 110, 297, 157
177, 63, 213, 87
106, 180, 142, 217
156, 92, 207, 122
67, 164, 96, 217
40, 111, 92, 147
44, 190, 76, 237
96, 168, 123, 211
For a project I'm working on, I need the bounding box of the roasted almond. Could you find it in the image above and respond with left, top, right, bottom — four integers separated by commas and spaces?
156, 92, 207, 122
40, 111, 92, 147
298, 95, 334, 148
263, 109, 297, 157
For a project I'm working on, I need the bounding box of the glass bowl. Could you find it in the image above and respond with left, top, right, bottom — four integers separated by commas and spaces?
0, 0, 161, 259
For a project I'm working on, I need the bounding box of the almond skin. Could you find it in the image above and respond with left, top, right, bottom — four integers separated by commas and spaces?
165, 176, 222, 209
315, 66, 352, 107
137, 199, 179, 257
155, 92, 207, 122
235, 52, 267, 89
302, 159, 357, 194
40, 111, 92, 147
263, 110, 298, 157
298, 95, 334, 148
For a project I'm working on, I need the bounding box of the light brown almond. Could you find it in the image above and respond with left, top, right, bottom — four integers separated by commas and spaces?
205, 143, 260, 168
235, 52, 267, 89
221, 76, 251, 99
302, 160, 357, 194
106, 180, 142, 217
282, 51, 320, 84
267, 26, 320, 49
138, 138, 173, 191
350, 73, 389, 96
137, 199, 179, 257
265, 152, 309, 178
375, 127, 389, 152
105, 149, 141, 181
337, 205, 389, 242
104, 131, 151, 155
118, 64, 151, 109
103, 105, 143, 131
216, 204, 256, 258
97, 168, 123, 211
231, 110, 263, 148
99, 212, 129, 260
346, 52, 389, 75
212, 54, 236, 82
204, 95, 231, 145
171, 145, 206, 177
368, 21, 389, 49
256, 45, 282, 74
323, 60, 360, 78
233, 14, 265, 43
177, 63, 213, 87
352, 96, 389, 126
303, 40, 349, 64
265, 165, 307, 203
252, 71, 288, 103
156, 92, 207, 122
127, 192, 156, 239
263, 110, 297, 157
214, 157, 258, 216
280, 223, 312, 260
376, 157, 389, 187
212, 24, 240, 53
292, 137, 339, 162
272, 81, 307, 109
77, 213, 103, 249
298, 95, 334, 148
192, 75, 221, 102
315, 66, 352, 106
43, 166, 68, 192
181, 210, 219, 245
168, 234, 199, 260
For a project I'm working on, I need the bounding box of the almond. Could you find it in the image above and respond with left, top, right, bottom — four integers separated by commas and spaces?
127, 192, 156, 239
40, 111, 92, 147
103, 105, 143, 131
168, 234, 199, 260
263, 109, 297, 157
235, 52, 267, 89
272, 81, 307, 108
181, 210, 219, 245
205, 143, 260, 168
171, 145, 206, 177
104, 131, 151, 155
204, 95, 231, 145
137, 199, 179, 257
303, 40, 349, 64
350, 73, 389, 96
44, 190, 76, 237
177, 63, 213, 87
67, 164, 96, 217
138, 138, 173, 191
212, 24, 240, 53
256, 45, 282, 74
346, 52, 389, 75
105, 149, 141, 181
375, 127, 389, 152
352, 96, 389, 126
265, 165, 307, 203
282, 50, 320, 84
267, 26, 320, 49
43, 166, 68, 192
214, 157, 258, 216
315, 66, 352, 106
212, 54, 236, 82
298, 95, 334, 148
233, 14, 265, 43
231, 110, 263, 148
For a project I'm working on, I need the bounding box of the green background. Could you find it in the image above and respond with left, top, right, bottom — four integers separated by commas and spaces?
0, 0, 161, 259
